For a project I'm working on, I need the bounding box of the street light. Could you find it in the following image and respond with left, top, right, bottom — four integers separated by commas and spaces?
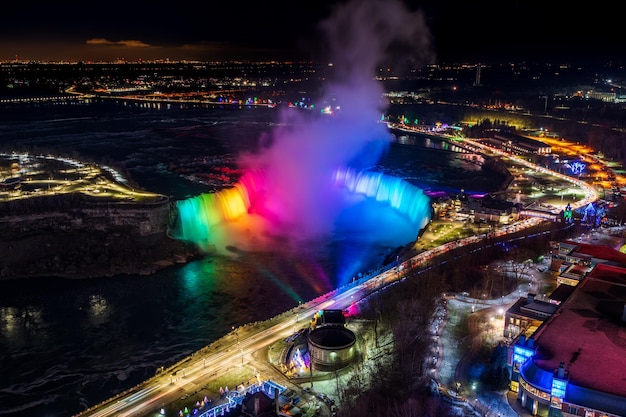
232, 325, 239, 345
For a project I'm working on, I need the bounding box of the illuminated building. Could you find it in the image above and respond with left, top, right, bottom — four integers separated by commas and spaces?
550, 240, 626, 277
509, 263, 626, 416
307, 326, 356, 372
585, 90, 617, 103
556, 263, 592, 287
307, 309, 356, 372
465, 194, 520, 224
504, 293, 559, 340
483, 132, 552, 156
474, 63, 482, 87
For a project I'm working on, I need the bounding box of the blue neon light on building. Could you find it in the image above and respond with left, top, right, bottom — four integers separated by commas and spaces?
513, 345, 534, 371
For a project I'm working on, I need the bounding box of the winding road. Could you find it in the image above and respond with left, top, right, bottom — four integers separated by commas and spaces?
76, 129, 601, 417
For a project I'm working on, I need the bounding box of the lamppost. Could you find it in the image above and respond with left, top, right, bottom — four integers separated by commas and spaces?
232, 325, 239, 344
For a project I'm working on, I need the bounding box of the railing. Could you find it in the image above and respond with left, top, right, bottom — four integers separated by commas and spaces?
195, 380, 286, 417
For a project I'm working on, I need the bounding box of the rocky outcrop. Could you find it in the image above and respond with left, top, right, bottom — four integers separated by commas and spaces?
0, 197, 201, 280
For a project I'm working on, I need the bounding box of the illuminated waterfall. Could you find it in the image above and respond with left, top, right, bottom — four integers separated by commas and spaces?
332, 167, 431, 230
172, 170, 268, 250
172, 166, 431, 252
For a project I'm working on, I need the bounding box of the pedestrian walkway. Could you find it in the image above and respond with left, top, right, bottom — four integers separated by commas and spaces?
471, 395, 516, 417
431, 256, 557, 417
506, 391, 534, 417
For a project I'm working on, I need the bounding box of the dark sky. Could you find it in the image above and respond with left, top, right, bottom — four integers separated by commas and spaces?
0, 0, 623, 64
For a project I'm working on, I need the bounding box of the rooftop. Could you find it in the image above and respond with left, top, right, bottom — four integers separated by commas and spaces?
561, 240, 626, 267
508, 295, 559, 320
533, 263, 626, 398
547, 284, 576, 304
558, 263, 591, 281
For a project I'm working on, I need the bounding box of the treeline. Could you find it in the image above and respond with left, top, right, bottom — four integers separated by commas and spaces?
460, 109, 626, 168
335, 220, 574, 417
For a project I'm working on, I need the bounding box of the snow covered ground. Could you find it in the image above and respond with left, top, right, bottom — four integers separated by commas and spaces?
430, 255, 558, 417
278, 227, 626, 416
293, 271, 533, 416
270, 227, 626, 416
291, 259, 544, 416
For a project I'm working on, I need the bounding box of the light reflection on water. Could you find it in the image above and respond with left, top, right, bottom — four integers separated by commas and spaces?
0, 103, 507, 417
0, 247, 354, 417
86, 294, 110, 324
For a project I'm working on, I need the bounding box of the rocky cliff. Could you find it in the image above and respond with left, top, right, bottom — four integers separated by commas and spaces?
0, 196, 201, 280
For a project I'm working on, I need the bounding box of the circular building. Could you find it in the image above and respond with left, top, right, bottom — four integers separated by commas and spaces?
307, 326, 356, 372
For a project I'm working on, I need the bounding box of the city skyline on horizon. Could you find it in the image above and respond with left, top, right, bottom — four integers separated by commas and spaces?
1, 0, 624, 65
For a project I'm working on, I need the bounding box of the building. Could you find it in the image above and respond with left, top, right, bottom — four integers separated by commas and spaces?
585, 90, 617, 103
545, 284, 575, 305
241, 391, 277, 417
0, 176, 20, 189
307, 309, 356, 372
553, 240, 626, 267
465, 194, 520, 224
504, 293, 559, 340
509, 263, 626, 416
556, 263, 591, 286
550, 240, 626, 282
483, 132, 552, 156
312, 309, 346, 328
307, 326, 356, 372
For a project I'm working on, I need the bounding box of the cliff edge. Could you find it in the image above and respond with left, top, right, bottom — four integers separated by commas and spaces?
0, 195, 202, 280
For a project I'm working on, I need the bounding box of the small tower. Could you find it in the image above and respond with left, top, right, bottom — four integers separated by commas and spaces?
474, 63, 482, 86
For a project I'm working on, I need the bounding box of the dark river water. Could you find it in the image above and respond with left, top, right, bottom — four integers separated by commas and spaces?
0, 100, 506, 417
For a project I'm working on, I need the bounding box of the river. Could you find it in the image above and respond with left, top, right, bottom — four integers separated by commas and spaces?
0, 99, 508, 417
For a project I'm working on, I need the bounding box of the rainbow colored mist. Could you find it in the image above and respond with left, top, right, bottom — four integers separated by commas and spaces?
171, 166, 431, 254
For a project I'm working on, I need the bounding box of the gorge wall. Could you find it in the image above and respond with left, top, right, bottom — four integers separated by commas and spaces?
0, 196, 200, 280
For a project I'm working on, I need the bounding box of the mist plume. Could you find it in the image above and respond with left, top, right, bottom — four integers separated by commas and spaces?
175, 0, 434, 260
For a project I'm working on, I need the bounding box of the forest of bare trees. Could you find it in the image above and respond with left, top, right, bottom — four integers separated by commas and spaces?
331, 218, 579, 417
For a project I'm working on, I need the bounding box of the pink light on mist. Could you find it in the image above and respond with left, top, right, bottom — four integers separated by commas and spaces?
173, 0, 435, 286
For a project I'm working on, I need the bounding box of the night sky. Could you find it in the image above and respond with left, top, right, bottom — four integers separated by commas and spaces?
0, 0, 623, 64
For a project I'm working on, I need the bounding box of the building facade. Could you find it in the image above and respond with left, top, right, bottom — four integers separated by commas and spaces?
509, 263, 626, 417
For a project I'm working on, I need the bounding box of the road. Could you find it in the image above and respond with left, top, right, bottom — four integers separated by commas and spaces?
77, 285, 369, 417
75, 130, 600, 417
